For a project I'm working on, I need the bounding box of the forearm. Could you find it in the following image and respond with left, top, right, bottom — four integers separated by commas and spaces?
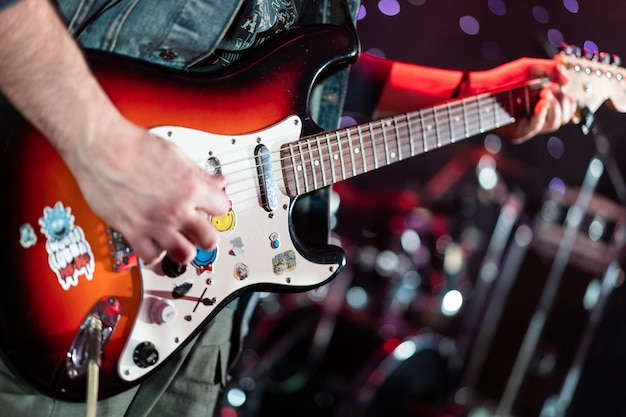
375, 58, 466, 117
0, 0, 121, 161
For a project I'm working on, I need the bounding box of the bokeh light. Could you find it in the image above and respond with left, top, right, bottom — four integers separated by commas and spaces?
459, 15, 480, 35
378, 0, 400, 16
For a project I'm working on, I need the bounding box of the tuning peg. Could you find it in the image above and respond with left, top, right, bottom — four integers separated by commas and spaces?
611, 54, 622, 66
598, 51, 611, 64
561, 43, 582, 57
583, 48, 596, 60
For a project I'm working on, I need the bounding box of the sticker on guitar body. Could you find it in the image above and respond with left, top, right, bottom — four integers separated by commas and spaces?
272, 250, 296, 275
36, 201, 95, 291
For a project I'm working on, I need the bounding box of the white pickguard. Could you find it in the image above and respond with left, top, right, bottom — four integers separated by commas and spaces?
117, 116, 342, 382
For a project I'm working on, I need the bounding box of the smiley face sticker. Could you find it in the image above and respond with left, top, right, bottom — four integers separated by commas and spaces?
211, 202, 236, 232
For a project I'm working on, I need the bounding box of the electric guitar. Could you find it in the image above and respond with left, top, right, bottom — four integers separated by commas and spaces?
0, 23, 624, 401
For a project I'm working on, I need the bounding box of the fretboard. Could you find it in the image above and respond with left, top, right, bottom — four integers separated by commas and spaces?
281, 78, 546, 197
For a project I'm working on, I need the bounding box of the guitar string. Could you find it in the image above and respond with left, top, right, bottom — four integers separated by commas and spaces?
209, 82, 544, 206
216, 107, 538, 212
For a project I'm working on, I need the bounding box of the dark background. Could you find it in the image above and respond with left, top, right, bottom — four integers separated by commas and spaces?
220, 2, 626, 416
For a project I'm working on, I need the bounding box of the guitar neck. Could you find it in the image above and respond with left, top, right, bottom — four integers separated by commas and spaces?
281, 78, 546, 196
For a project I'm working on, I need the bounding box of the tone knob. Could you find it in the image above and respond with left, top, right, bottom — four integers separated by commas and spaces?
150, 299, 178, 325
132, 341, 159, 368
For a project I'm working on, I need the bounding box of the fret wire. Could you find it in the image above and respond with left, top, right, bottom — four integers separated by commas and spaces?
406, 113, 415, 157
419, 110, 428, 153
447, 103, 456, 144
469, 99, 481, 137
479, 97, 490, 132
461, 99, 469, 138
476, 97, 485, 133
508, 88, 515, 121
357, 125, 368, 173
400, 116, 412, 157
380, 120, 390, 165
426, 110, 437, 150
289, 142, 301, 195
524, 84, 531, 115
368, 123, 379, 170
315, 135, 328, 187
493, 94, 500, 128
325, 133, 337, 184
306, 139, 318, 190
433, 107, 441, 148
346, 129, 357, 178
392, 116, 403, 160
439, 105, 452, 147
297, 141, 310, 192
336, 131, 347, 181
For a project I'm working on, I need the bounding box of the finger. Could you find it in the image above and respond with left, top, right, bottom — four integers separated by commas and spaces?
153, 229, 199, 265
130, 235, 167, 266
549, 64, 570, 85
194, 174, 230, 216
543, 90, 562, 132
558, 92, 577, 124
181, 211, 222, 251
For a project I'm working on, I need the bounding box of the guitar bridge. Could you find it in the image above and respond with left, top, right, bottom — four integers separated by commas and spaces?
107, 228, 138, 273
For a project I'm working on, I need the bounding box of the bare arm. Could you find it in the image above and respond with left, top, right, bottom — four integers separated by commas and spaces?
0, 0, 229, 264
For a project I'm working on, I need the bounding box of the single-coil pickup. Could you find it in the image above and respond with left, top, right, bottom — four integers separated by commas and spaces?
255, 144, 278, 212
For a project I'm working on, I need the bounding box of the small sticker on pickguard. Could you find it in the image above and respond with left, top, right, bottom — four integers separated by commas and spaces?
19, 223, 37, 248
272, 250, 296, 276
229, 237, 245, 256
38, 202, 95, 291
192, 246, 218, 274
234, 262, 250, 280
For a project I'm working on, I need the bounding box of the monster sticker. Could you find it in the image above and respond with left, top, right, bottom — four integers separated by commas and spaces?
38, 202, 95, 291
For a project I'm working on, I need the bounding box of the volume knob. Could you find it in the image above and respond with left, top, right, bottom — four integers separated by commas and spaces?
132, 341, 159, 368
161, 256, 187, 278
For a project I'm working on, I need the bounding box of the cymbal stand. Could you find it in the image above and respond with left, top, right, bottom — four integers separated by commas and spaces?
547, 108, 626, 417
495, 107, 613, 417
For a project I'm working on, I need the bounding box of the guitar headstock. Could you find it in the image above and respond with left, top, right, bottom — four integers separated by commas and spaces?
559, 44, 626, 116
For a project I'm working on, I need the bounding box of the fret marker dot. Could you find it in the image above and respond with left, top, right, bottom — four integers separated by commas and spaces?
334, 154, 339, 160
297, 165, 303, 171
354, 148, 360, 154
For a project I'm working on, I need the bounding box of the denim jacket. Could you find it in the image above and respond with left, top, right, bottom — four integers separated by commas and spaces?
55, 0, 359, 130
56, 0, 245, 69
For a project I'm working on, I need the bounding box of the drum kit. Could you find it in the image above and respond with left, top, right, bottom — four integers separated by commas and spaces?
221, 121, 626, 417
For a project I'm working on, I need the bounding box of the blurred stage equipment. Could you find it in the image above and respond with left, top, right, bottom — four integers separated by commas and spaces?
458, 108, 626, 417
